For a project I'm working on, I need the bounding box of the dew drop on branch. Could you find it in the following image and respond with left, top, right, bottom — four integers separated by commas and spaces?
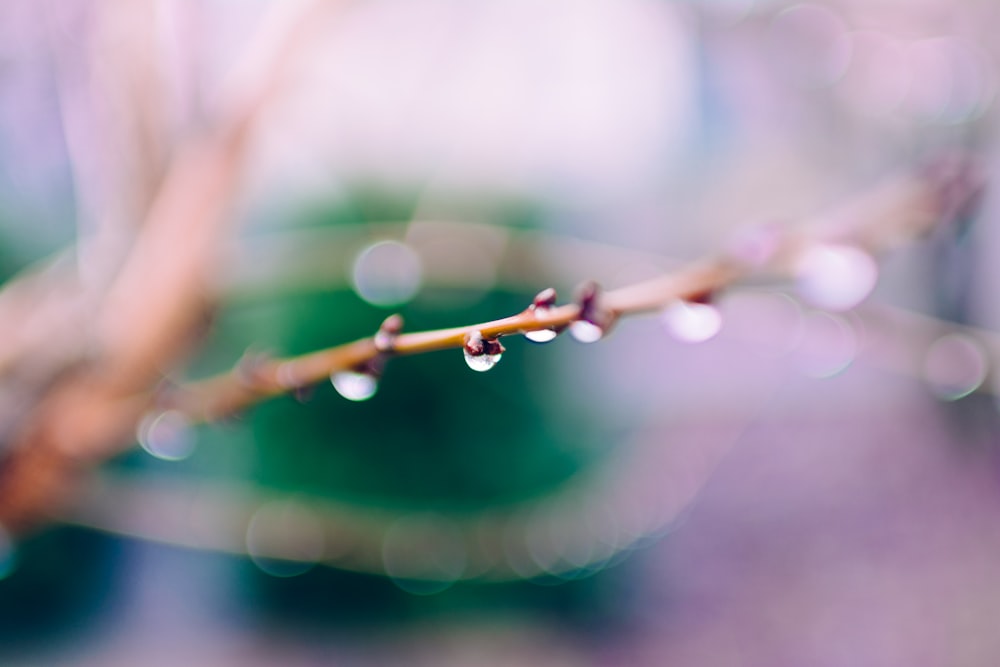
569, 320, 604, 343
136, 410, 196, 461
525, 288, 560, 343
330, 370, 378, 401
463, 330, 504, 371
525, 328, 558, 343
661, 300, 723, 343
463, 348, 502, 372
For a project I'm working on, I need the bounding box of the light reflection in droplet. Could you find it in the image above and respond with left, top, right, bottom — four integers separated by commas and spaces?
137, 410, 196, 462
796, 243, 878, 312
569, 320, 604, 343
463, 349, 502, 372
330, 370, 378, 401
791, 311, 858, 378
661, 300, 723, 343
246, 500, 325, 578
351, 240, 422, 307
382, 514, 466, 595
923, 333, 987, 401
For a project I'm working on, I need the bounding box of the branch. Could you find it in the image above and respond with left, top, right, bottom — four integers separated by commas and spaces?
168, 155, 982, 422
0, 0, 349, 533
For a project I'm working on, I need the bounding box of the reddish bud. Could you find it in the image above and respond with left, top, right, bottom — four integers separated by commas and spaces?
463, 330, 505, 357
532, 287, 558, 310
374, 313, 404, 352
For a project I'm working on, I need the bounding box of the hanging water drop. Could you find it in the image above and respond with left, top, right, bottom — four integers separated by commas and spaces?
525, 328, 559, 343
463, 330, 504, 372
570, 281, 611, 343
569, 320, 604, 343
525, 287, 560, 344
331, 370, 378, 401
661, 300, 723, 343
463, 348, 502, 371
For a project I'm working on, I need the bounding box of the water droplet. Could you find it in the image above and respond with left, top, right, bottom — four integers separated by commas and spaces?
923, 333, 987, 400
569, 320, 604, 343
330, 370, 378, 401
525, 328, 558, 343
525, 288, 559, 343
661, 300, 723, 343
463, 348, 502, 372
796, 243, 878, 311
137, 410, 196, 461
463, 330, 503, 371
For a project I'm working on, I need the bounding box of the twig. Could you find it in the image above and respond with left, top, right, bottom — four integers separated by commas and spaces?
168, 156, 980, 422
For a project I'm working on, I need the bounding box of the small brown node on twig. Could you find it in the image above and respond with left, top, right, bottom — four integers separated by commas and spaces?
685, 288, 717, 306
524, 288, 562, 343
532, 287, 558, 310
463, 330, 505, 358
569, 281, 616, 343
374, 314, 404, 353
462, 330, 506, 372
236, 348, 274, 389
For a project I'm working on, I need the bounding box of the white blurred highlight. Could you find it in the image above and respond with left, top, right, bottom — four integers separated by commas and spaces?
255, 0, 695, 203
330, 370, 378, 401
662, 300, 723, 344
796, 243, 878, 312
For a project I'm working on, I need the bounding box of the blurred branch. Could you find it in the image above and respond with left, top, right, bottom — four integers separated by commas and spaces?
62, 403, 767, 582
0, 0, 348, 533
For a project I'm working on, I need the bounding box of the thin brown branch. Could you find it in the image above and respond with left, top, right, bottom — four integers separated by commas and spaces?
170, 155, 981, 422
